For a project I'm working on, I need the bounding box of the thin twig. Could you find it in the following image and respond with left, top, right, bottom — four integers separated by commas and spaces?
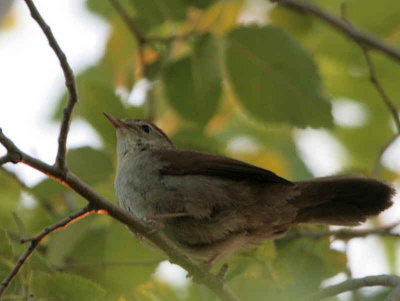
23, 0, 78, 172
0, 206, 93, 298
0, 129, 240, 301
272, 0, 400, 63
303, 274, 400, 301
340, 4, 400, 133
55, 259, 164, 272
285, 221, 400, 241
340, 3, 400, 175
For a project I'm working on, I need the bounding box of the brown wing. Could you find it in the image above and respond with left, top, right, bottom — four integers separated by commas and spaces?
154, 149, 293, 185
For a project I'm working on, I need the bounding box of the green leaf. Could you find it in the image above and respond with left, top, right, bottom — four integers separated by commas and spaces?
172, 125, 224, 154
224, 26, 333, 128
0, 229, 13, 262
47, 215, 94, 266
0, 229, 14, 286
0, 169, 21, 229
31, 178, 66, 201
163, 34, 222, 124
30, 252, 54, 274
32, 273, 105, 301
86, 0, 131, 19
187, 0, 216, 9
68, 147, 113, 185
130, 0, 186, 30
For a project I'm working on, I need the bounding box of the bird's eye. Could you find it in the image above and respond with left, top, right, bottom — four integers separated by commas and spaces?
141, 125, 151, 133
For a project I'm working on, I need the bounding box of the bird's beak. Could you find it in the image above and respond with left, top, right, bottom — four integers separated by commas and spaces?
103, 112, 126, 128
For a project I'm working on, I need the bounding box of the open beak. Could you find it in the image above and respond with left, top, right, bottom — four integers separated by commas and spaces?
103, 112, 126, 128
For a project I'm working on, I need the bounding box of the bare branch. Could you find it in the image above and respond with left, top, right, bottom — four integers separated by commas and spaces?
55, 259, 164, 272
285, 221, 400, 241
0, 206, 93, 298
0, 129, 240, 301
303, 274, 400, 301
272, 0, 400, 63
23, 0, 78, 172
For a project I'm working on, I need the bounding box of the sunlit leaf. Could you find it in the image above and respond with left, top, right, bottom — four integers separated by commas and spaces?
225, 26, 333, 128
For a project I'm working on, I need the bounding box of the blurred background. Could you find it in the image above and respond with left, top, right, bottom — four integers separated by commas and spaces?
1, 0, 400, 300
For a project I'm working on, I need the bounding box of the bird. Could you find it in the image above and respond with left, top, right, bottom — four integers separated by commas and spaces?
104, 112, 394, 264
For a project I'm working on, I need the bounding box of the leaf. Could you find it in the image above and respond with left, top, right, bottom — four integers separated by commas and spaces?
47, 215, 94, 266
86, 0, 132, 19
30, 252, 54, 274
67, 147, 113, 185
224, 26, 333, 128
130, 0, 187, 30
172, 125, 224, 154
0, 229, 13, 262
0, 229, 14, 287
0, 170, 21, 229
187, 0, 216, 9
31, 178, 66, 201
163, 34, 222, 124
32, 273, 105, 301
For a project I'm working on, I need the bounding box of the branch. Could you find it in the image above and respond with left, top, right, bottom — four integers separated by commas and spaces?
23, 0, 78, 172
0, 155, 10, 165
303, 274, 400, 301
0, 130, 240, 301
0, 206, 93, 298
285, 222, 400, 241
337, 3, 400, 177
339, 3, 400, 134
55, 259, 163, 272
272, 0, 400, 63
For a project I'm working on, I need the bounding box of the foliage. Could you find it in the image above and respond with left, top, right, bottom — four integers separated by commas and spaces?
1, 0, 399, 300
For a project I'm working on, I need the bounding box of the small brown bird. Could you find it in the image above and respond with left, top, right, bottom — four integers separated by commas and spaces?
105, 113, 394, 264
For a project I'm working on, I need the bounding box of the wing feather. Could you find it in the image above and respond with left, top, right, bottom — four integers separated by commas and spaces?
153, 150, 293, 185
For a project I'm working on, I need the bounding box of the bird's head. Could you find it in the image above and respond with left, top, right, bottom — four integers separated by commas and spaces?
104, 112, 174, 160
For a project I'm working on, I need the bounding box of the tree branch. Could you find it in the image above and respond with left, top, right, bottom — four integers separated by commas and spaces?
0, 206, 94, 298
272, 0, 400, 63
23, 0, 78, 172
303, 274, 400, 301
0, 130, 240, 301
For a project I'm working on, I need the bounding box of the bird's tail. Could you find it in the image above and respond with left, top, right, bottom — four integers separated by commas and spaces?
292, 175, 394, 226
